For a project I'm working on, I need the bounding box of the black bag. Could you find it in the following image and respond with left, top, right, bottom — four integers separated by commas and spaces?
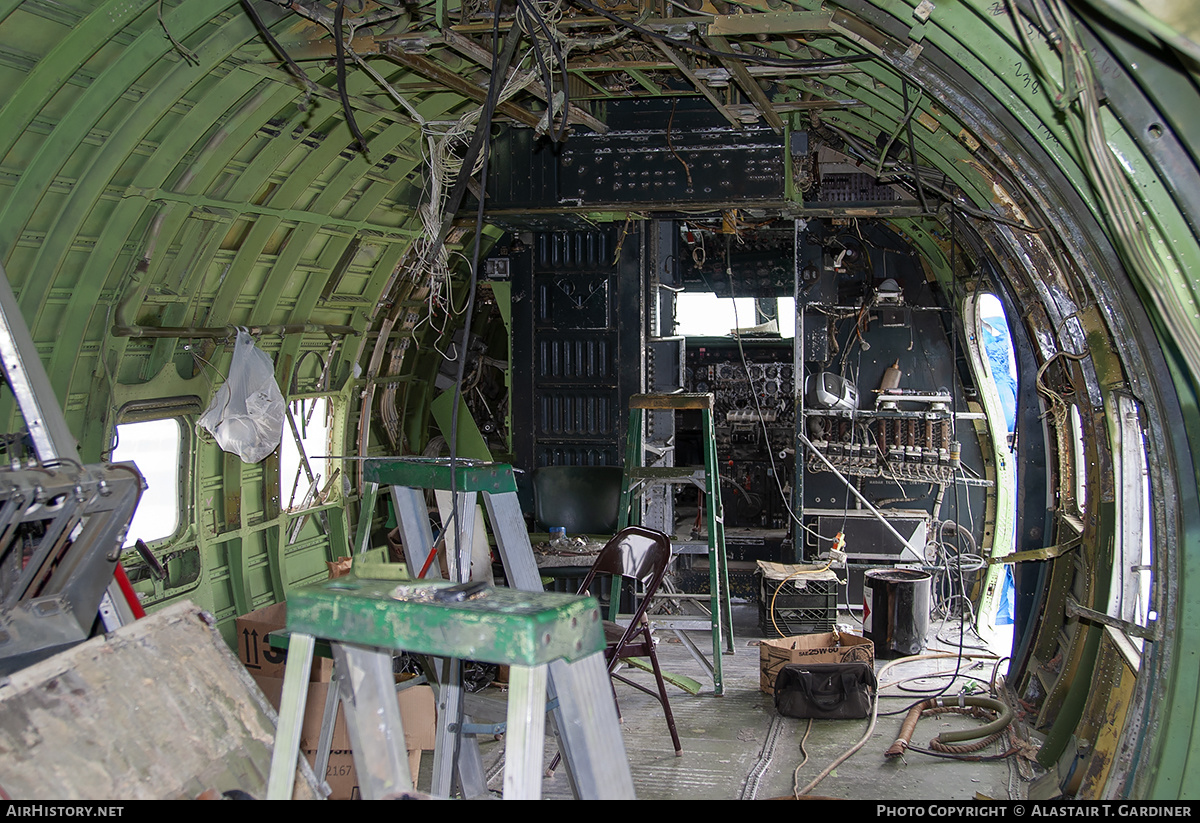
773, 662, 877, 719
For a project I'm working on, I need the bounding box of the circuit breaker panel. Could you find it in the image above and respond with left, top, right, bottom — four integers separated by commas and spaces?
794, 220, 989, 605
510, 226, 643, 471
659, 217, 989, 605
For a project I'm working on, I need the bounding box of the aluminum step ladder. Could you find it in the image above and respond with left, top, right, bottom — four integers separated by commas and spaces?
270, 458, 633, 800
619, 393, 734, 696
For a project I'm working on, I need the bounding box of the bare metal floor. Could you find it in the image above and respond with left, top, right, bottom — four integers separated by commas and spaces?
454, 603, 1037, 800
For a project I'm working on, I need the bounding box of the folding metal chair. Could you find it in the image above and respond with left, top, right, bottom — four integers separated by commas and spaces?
553, 526, 682, 771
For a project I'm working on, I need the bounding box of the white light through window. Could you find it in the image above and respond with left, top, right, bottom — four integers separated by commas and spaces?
675, 293, 795, 338
112, 418, 182, 547
280, 398, 331, 510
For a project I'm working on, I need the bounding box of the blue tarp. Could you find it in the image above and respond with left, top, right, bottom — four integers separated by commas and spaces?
982, 314, 1017, 623
982, 320, 1017, 433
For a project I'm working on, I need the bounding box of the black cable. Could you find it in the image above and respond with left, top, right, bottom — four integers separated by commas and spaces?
933, 206, 971, 709
516, 0, 572, 143
334, 0, 368, 155
902, 744, 1016, 762
242, 0, 320, 109
445, 7, 510, 797
518, 0, 562, 141
902, 78, 930, 215
443, 7, 523, 573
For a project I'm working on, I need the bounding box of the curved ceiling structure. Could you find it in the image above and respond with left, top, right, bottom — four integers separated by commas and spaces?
0, 0, 1198, 800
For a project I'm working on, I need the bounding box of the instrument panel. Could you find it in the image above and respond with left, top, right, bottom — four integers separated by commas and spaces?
684, 341, 795, 530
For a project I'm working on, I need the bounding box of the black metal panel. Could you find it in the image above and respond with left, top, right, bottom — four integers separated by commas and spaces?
539, 280, 612, 330
536, 389, 618, 438
678, 224, 794, 297
486, 127, 563, 210
559, 122, 785, 206
648, 337, 685, 393
811, 172, 901, 204
487, 100, 788, 210
536, 337, 616, 382
512, 225, 643, 471
533, 445, 618, 466
535, 229, 615, 268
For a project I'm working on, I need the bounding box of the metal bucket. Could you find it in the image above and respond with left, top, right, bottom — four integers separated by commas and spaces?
863, 568, 931, 658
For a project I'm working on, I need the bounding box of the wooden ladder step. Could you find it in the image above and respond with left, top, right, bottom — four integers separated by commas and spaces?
630, 392, 715, 411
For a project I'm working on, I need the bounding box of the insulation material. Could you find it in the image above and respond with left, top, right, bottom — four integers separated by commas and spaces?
0, 602, 322, 800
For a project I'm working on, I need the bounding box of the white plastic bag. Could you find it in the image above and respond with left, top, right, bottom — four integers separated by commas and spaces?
198, 330, 285, 463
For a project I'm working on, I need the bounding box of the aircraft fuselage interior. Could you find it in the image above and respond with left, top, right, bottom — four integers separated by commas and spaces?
0, 0, 1198, 802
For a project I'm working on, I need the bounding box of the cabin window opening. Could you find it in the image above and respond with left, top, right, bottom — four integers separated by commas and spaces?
966, 293, 1018, 650
1070, 405, 1087, 514
674, 293, 796, 338
1108, 392, 1154, 648
110, 418, 183, 547
281, 397, 332, 511
978, 295, 1017, 435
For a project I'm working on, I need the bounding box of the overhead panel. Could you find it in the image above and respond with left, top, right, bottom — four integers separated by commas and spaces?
488, 99, 789, 211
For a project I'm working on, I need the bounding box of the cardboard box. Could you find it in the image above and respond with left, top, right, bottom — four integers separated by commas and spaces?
759, 631, 875, 695
254, 674, 436, 753
254, 673, 436, 798
303, 748, 423, 801
305, 750, 362, 801
235, 602, 332, 681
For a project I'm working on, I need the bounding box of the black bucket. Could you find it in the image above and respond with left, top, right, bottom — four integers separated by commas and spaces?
863, 568, 931, 658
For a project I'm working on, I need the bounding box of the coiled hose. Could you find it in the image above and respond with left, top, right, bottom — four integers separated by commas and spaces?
885, 694, 1013, 757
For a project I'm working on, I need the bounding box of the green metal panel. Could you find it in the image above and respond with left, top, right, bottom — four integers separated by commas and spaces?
0, 0, 160, 191
1147, 351, 1200, 798
2, 4, 220, 298
36, 16, 271, 401
286, 577, 605, 666
362, 457, 519, 495
430, 389, 493, 461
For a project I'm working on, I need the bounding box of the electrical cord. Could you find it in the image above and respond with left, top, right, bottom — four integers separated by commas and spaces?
882, 667, 993, 694
790, 717, 813, 799
902, 78, 930, 215
792, 650, 1001, 797
766, 556, 835, 638
333, 0, 367, 154
438, 8, 514, 794
515, 0, 572, 142
242, 0, 322, 110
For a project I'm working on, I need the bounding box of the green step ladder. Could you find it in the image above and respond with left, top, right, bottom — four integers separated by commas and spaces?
619, 393, 734, 696
269, 458, 634, 800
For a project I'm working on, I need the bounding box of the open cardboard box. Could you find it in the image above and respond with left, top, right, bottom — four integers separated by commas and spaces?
759, 631, 874, 695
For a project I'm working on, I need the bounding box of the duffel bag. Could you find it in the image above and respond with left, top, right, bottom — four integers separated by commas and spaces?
773, 662, 877, 719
